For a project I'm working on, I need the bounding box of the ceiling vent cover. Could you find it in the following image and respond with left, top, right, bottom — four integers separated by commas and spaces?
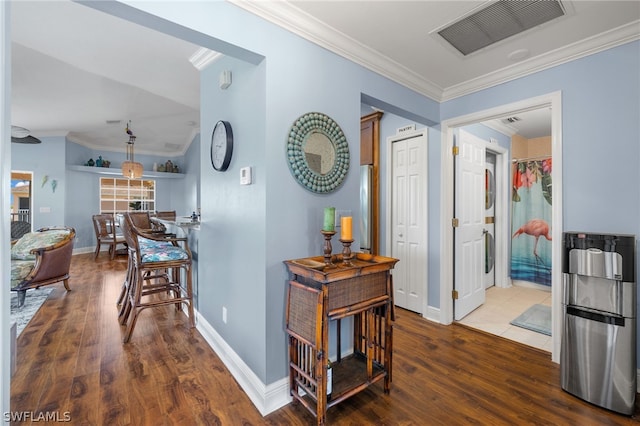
438, 0, 565, 56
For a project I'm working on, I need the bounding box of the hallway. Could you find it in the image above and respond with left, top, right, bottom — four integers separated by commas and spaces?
457, 285, 553, 352
11, 254, 636, 424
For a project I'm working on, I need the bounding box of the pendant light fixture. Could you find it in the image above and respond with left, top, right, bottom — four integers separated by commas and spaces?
121, 121, 143, 179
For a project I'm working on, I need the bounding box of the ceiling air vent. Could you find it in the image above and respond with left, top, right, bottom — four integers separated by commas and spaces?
504, 116, 522, 123
437, 0, 565, 56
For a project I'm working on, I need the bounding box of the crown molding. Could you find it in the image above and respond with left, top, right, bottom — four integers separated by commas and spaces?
441, 20, 640, 101
66, 132, 196, 157
189, 47, 223, 70
230, 1, 639, 104
229, 0, 444, 101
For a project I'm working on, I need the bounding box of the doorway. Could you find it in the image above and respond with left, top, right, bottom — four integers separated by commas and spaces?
10, 171, 33, 240
441, 92, 563, 363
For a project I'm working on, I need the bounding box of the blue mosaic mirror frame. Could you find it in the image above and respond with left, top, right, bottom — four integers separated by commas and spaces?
286, 112, 350, 193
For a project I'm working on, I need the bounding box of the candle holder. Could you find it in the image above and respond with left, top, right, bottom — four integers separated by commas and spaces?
339, 238, 354, 266
321, 230, 336, 267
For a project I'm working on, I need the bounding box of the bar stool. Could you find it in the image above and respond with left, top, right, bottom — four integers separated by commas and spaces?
119, 212, 195, 342
116, 211, 174, 307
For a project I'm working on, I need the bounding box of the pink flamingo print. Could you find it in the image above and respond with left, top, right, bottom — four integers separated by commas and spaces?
512, 219, 552, 262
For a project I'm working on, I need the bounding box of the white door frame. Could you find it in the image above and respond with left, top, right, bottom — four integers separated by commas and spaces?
1, 0, 11, 415
386, 128, 428, 316
440, 92, 563, 363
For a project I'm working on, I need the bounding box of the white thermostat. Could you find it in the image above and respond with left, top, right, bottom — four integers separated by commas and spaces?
240, 166, 252, 185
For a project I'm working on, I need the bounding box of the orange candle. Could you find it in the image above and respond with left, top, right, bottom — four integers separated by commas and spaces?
341, 216, 352, 240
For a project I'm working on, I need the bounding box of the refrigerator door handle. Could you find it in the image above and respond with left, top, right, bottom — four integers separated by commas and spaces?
565, 306, 625, 326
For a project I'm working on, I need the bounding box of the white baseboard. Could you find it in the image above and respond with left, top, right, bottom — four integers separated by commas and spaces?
10, 322, 16, 377
73, 246, 94, 255
194, 310, 291, 416
423, 305, 441, 324
511, 279, 552, 292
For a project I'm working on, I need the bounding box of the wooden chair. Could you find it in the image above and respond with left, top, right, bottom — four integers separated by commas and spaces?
92, 214, 127, 260
118, 212, 194, 342
127, 211, 175, 237
115, 211, 174, 308
154, 210, 177, 221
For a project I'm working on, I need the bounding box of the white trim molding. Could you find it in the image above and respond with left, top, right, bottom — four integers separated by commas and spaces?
194, 310, 291, 416
229, 0, 444, 100
189, 47, 223, 70
229, 1, 639, 103
441, 21, 640, 101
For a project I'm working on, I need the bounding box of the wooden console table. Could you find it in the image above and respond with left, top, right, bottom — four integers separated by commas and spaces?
284, 254, 399, 425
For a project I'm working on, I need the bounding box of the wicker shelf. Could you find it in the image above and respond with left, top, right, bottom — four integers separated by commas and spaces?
68, 165, 185, 179
284, 255, 399, 426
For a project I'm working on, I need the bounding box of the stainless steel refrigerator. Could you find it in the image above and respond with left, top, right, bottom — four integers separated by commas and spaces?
359, 165, 372, 253
561, 232, 636, 415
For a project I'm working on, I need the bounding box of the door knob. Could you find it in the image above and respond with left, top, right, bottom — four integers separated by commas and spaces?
482, 229, 488, 235
399, 233, 403, 238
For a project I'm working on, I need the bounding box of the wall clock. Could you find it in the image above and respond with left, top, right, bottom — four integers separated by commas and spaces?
211, 120, 233, 171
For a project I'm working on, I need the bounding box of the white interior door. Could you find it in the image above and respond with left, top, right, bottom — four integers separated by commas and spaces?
454, 130, 486, 320
391, 131, 427, 313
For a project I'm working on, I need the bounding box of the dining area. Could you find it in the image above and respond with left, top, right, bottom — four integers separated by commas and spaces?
91, 210, 200, 342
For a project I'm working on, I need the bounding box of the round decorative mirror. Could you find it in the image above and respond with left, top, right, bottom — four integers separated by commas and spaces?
286, 112, 350, 193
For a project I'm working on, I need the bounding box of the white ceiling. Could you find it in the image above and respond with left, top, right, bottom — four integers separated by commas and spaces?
10, 1, 640, 153
11, 0, 203, 156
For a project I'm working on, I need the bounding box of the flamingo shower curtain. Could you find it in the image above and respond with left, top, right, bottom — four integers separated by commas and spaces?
511, 158, 552, 286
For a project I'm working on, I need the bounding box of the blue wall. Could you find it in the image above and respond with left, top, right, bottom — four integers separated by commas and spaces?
11, 137, 66, 230
114, 0, 441, 383
199, 54, 268, 377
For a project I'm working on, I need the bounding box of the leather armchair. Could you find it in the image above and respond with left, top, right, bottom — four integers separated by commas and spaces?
10, 226, 75, 307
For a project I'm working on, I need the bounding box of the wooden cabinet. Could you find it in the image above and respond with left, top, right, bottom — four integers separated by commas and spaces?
284, 254, 398, 425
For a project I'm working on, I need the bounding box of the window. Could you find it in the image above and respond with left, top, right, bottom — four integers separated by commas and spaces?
100, 177, 155, 214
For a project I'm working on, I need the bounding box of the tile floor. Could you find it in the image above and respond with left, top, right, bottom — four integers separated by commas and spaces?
457, 284, 553, 352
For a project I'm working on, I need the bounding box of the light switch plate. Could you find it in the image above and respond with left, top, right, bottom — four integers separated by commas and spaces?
240, 166, 252, 185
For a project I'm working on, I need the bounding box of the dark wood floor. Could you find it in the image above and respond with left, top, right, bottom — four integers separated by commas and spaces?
10, 253, 639, 425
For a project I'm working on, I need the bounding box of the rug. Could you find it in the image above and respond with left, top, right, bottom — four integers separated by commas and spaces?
10, 288, 53, 336
510, 304, 551, 336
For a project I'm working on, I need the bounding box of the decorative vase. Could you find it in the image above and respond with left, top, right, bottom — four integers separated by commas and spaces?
87, 158, 95, 166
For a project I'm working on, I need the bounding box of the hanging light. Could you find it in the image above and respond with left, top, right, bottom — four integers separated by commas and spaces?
121, 121, 143, 179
